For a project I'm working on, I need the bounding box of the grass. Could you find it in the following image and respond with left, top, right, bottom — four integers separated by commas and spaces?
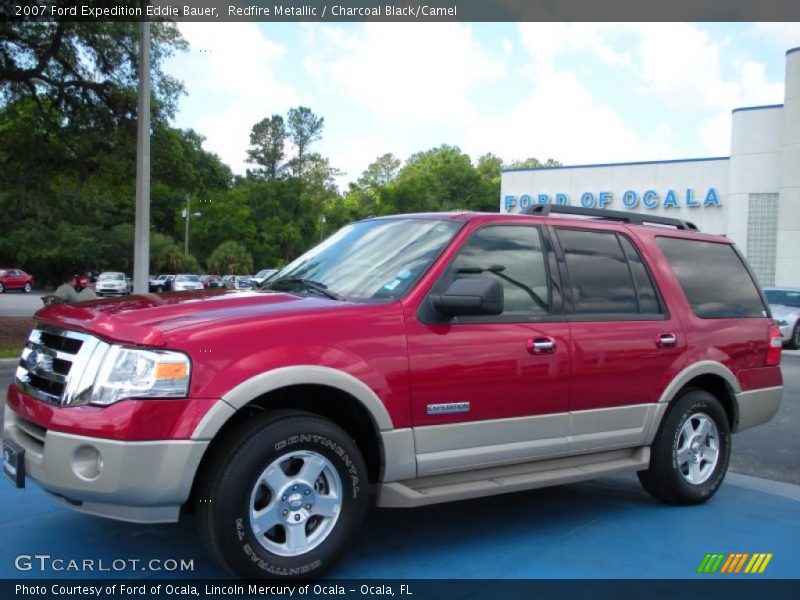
0, 317, 34, 359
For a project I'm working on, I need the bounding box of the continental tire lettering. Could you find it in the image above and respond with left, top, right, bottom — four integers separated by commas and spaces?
273, 434, 361, 498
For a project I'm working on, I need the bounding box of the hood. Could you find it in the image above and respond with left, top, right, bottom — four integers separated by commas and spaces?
769, 304, 800, 320
34, 289, 344, 346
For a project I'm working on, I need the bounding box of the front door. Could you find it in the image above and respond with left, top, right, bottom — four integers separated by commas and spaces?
404, 224, 571, 477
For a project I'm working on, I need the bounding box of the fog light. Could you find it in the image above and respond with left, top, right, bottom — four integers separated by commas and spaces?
72, 445, 103, 481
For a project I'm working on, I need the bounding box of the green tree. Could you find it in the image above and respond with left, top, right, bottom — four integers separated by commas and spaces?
0, 19, 186, 139
247, 115, 286, 179
476, 153, 503, 182
207, 241, 254, 275
357, 153, 401, 188
150, 233, 183, 274
395, 145, 482, 211
287, 106, 324, 177
507, 157, 562, 169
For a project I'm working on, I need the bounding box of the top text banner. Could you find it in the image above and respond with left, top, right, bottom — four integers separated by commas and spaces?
4, 0, 800, 22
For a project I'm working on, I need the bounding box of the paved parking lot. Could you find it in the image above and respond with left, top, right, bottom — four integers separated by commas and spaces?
0, 291, 46, 317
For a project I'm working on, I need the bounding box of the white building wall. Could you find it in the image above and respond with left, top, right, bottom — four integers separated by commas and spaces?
728, 105, 783, 256
778, 48, 800, 287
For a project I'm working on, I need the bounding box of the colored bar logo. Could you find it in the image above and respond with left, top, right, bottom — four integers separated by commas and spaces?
697, 553, 773, 574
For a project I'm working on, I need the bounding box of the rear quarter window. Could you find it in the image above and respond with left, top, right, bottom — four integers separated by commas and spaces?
656, 237, 767, 318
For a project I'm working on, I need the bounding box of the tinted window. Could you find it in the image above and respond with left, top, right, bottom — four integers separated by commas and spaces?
765, 289, 800, 308
656, 237, 766, 318
557, 229, 638, 314
618, 236, 661, 314
448, 225, 551, 316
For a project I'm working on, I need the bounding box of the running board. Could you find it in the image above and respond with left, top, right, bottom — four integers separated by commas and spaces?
376, 447, 650, 508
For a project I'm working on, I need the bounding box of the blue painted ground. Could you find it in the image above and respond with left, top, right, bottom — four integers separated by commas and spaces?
0, 474, 798, 579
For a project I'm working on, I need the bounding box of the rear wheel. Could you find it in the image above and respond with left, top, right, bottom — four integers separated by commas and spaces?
788, 322, 800, 350
23, 282, 31, 293
638, 389, 730, 505
197, 411, 368, 579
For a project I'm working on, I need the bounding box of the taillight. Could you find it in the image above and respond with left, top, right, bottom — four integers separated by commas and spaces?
766, 324, 783, 366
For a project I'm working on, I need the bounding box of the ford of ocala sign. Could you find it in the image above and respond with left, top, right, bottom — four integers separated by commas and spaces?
503, 188, 721, 211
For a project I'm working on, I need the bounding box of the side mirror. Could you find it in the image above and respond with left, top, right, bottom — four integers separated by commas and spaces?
430, 278, 503, 317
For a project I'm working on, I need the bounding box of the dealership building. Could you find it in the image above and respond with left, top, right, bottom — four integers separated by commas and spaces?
501, 47, 800, 287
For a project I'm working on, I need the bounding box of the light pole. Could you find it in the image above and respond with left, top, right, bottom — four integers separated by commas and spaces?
133, 18, 150, 294
319, 214, 327, 241
183, 196, 202, 256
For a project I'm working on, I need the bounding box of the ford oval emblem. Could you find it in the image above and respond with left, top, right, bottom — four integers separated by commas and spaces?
25, 350, 38, 371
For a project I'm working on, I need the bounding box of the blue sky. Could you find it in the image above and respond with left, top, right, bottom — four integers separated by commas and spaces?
163, 22, 800, 188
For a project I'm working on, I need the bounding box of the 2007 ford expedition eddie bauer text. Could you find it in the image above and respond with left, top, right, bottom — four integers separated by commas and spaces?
3, 205, 783, 578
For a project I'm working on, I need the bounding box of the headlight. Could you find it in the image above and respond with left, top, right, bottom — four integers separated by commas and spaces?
90, 346, 191, 405
776, 319, 789, 326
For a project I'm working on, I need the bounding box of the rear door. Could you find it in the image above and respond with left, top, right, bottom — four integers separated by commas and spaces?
551, 226, 685, 453
405, 223, 572, 476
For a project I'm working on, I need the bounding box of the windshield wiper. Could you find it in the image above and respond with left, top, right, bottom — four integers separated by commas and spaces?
267, 278, 344, 301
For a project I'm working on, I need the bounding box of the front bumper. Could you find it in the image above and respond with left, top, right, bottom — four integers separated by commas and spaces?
778, 322, 793, 340
3, 405, 208, 523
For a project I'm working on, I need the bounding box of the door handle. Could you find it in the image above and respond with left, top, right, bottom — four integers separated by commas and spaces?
527, 336, 556, 355
656, 333, 678, 348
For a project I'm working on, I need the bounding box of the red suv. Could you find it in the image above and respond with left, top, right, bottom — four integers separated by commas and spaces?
0, 268, 35, 293
3, 207, 783, 579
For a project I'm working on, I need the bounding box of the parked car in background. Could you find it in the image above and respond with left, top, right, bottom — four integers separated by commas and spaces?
173, 274, 204, 292
95, 272, 129, 297
250, 269, 278, 289
200, 275, 223, 289
234, 275, 253, 290
0, 268, 35, 293
222, 275, 252, 290
765, 287, 800, 349
149, 274, 175, 293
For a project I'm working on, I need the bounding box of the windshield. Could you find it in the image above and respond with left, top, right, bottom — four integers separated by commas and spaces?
176, 275, 200, 282
267, 218, 462, 301
766, 289, 800, 308
99, 272, 124, 281
255, 269, 274, 278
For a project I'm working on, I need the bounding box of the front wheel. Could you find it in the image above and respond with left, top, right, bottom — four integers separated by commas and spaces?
0, 282, 4, 293
638, 389, 730, 505
198, 411, 369, 579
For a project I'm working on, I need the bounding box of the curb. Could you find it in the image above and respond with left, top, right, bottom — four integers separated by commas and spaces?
727, 472, 800, 502
0, 358, 19, 366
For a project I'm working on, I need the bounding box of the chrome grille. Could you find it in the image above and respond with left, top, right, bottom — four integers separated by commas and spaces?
15, 325, 110, 406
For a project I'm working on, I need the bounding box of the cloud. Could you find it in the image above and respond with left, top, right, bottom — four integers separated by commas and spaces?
464, 23, 786, 166
752, 23, 800, 50
464, 66, 671, 166
169, 23, 296, 171
303, 23, 502, 126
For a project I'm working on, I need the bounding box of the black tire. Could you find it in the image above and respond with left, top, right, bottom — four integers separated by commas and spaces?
197, 411, 369, 579
23, 282, 32, 293
638, 389, 731, 505
0, 282, 4, 293
788, 322, 800, 350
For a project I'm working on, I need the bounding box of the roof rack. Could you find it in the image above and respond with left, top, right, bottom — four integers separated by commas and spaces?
520, 204, 699, 231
